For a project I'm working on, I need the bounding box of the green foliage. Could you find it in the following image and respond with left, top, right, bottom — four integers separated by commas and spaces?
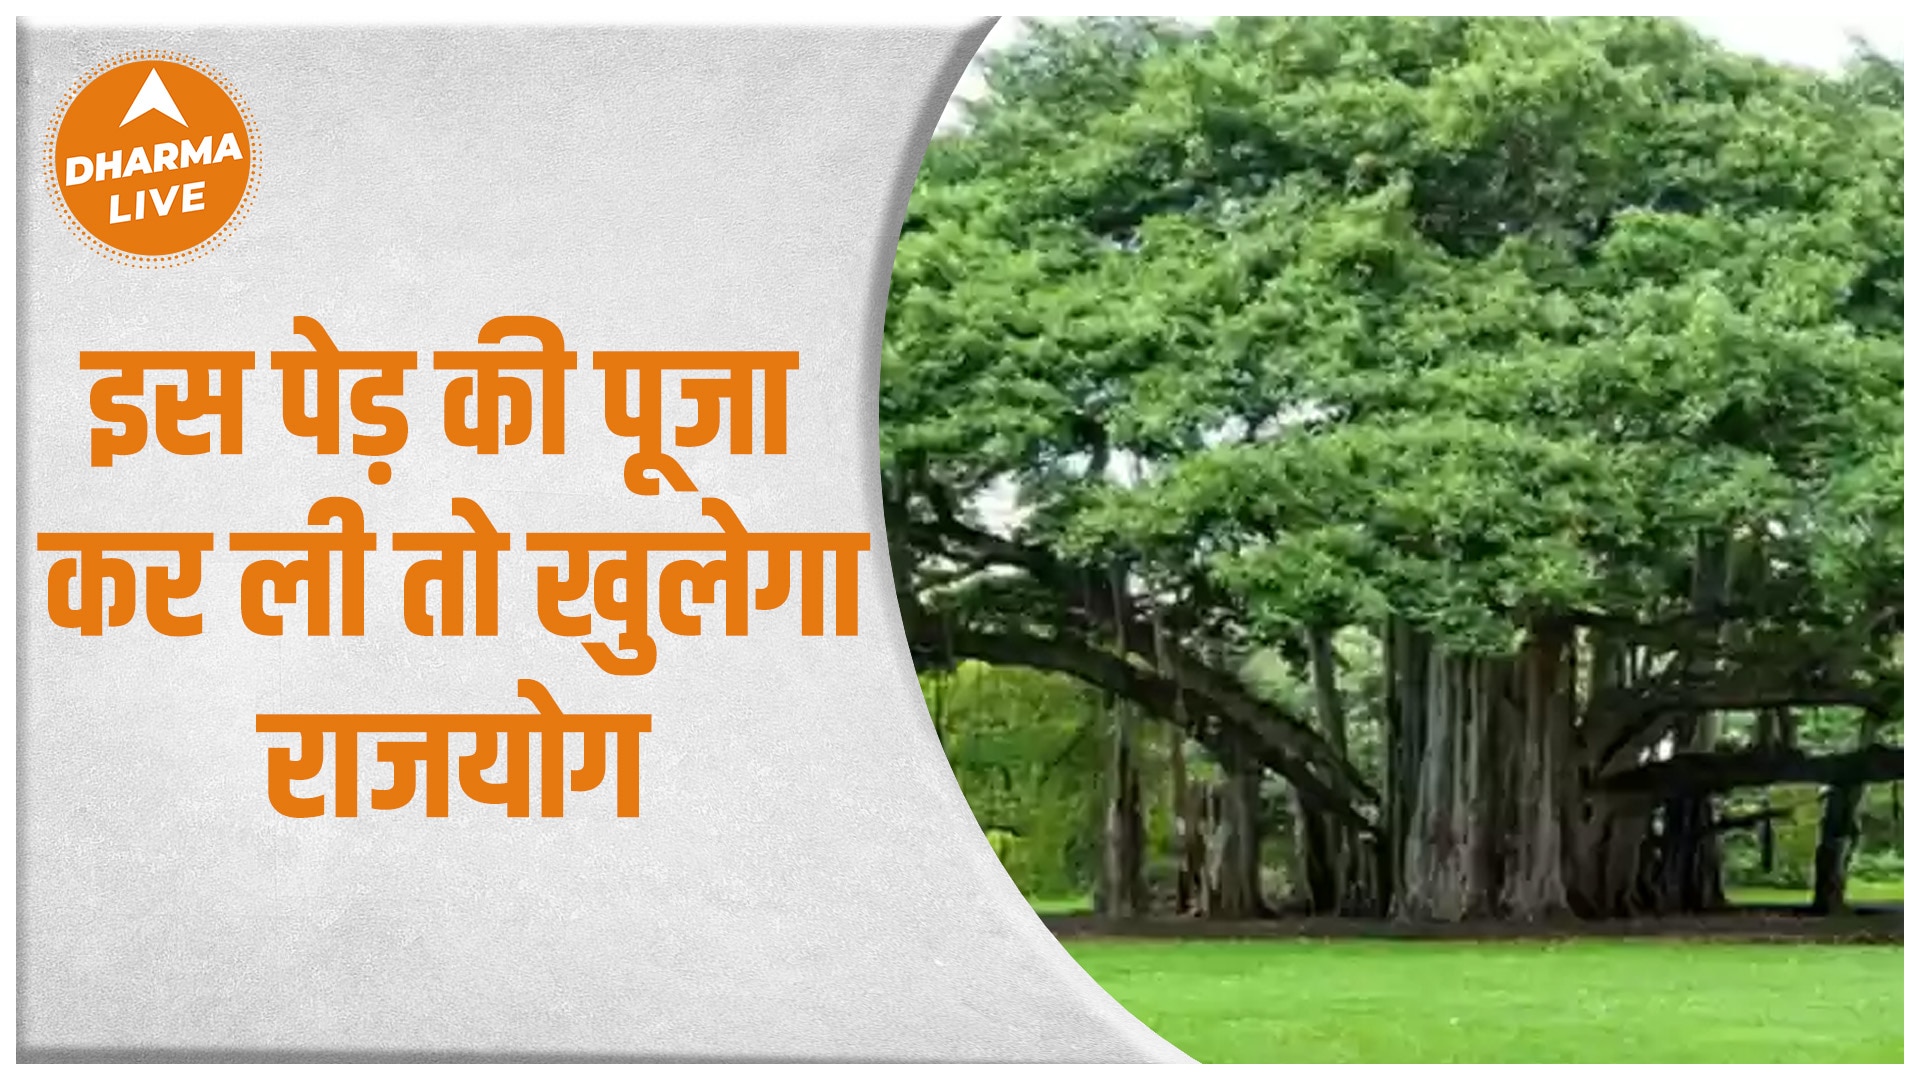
925, 662, 1107, 897
888, 16, 1902, 655
1848, 845, 1904, 883
1720, 784, 1826, 889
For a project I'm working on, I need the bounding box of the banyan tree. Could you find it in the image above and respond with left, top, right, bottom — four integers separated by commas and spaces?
883, 17, 1903, 920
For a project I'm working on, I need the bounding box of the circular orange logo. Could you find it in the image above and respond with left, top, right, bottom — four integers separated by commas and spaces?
44, 51, 258, 267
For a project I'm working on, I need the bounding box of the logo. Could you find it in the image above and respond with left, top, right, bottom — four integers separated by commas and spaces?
45, 51, 258, 267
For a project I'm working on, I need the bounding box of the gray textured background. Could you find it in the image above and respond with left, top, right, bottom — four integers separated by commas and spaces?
16, 22, 1189, 1062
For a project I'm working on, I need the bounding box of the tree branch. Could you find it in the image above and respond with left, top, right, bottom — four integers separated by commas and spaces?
908, 621, 1378, 832
1599, 746, 1903, 796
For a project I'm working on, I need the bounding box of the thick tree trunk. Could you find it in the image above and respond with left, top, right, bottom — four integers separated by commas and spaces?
1398, 649, 1495, 921
1292, 789, 1337, 913
1304, 624, 1355, 913
1178, 759, 1208, 915
1757, 708, 1788, 874
1570, 792, 1656, 917
1653, 796, 1724, 912
1567, 629, 1644, 917
1646, 533, 1733, 914
1502, 623, 1572, 919
1812, 782, 1863, 914
1384, 621, 1420, 917
1380, 617, 1406, 913
1202, 735, 1265, 918
1393, 630, 1574, 922
1152, 614, 1200, 915
1813, 714, 1874, 915
1096, 694, 1145, 918
1643, 712, 1726, 913
1095, 567, 1145, 918
1171, 729, 1196, 915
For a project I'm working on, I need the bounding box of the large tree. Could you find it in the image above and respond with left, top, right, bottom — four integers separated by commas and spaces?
884, 17, 1902, 920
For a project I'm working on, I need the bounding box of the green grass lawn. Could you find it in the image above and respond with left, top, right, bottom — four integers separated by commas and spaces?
1065, 938, 1904, 1063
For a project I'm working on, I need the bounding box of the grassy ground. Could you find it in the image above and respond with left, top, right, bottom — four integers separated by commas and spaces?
1065, 938, 1905, 1063
1727, 880, 1904, 905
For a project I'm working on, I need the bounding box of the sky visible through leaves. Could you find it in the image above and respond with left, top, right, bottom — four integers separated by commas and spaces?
941, 15, 1908, 130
